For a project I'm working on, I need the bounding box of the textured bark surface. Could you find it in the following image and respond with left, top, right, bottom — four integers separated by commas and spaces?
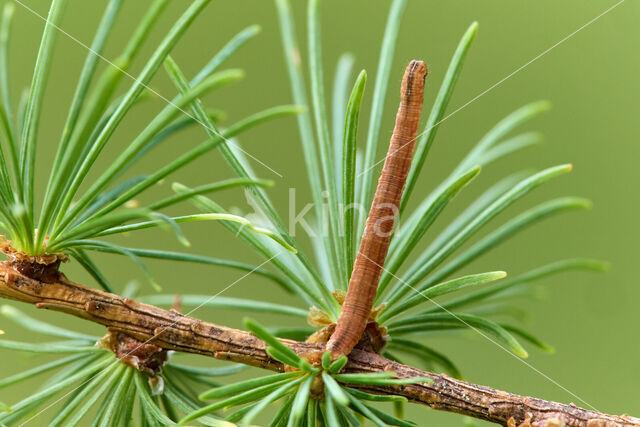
327, 60, 427, 359
0, 236, 67, 283
0, 262, 637, 426
98, 330, 168, 377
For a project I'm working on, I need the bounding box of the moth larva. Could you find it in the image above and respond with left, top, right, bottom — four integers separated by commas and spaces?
327, 60, 427, 359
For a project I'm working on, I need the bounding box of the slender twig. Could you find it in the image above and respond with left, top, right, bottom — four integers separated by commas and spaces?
0, 262, 636, 426
327, 60, 427, 359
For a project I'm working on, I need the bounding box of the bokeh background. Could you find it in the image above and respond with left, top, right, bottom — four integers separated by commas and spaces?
0, 0, 638, 425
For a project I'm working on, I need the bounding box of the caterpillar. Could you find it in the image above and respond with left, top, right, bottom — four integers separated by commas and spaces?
326, 60, 427, 359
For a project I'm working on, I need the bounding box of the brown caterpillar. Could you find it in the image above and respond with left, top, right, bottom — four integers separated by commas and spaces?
326, 60, 427, 359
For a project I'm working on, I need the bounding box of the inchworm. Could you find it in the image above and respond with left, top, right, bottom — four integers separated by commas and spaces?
326, 60, 427, 359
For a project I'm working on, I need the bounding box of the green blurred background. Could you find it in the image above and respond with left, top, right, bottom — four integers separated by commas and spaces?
0, 0, 638, 425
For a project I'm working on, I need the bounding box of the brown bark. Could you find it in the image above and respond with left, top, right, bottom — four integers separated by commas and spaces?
327, 60, 427, 359
0, 262, 636, 426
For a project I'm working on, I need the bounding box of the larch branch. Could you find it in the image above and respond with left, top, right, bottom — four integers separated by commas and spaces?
0, 262, 636, 426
